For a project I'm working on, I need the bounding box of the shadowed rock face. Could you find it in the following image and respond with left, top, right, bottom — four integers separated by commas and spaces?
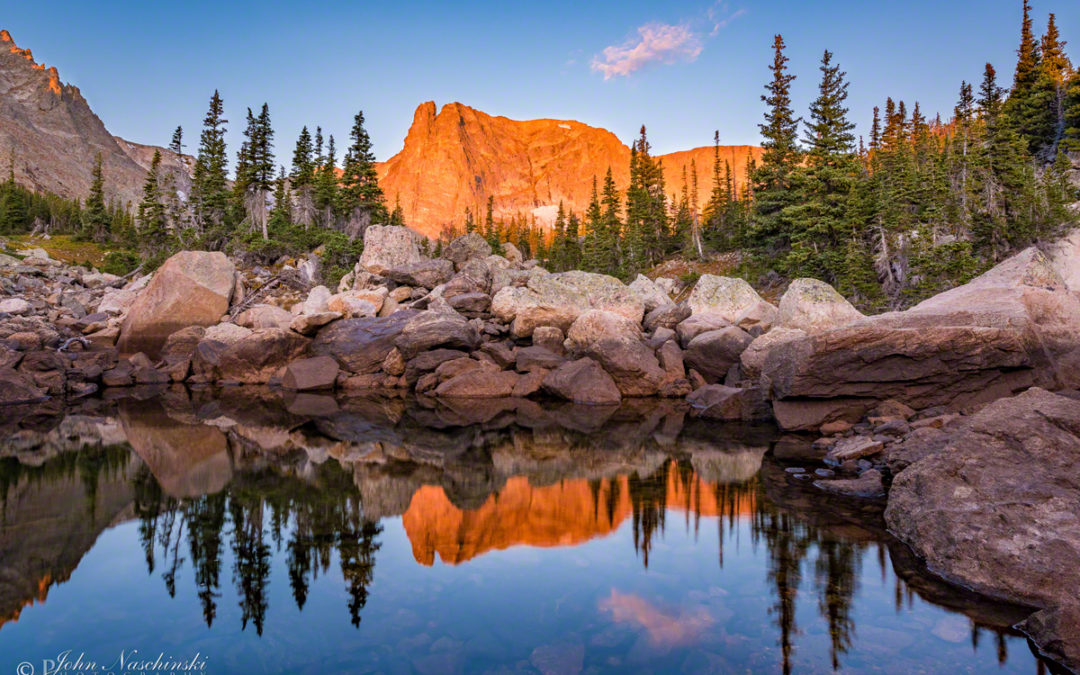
885, 388, 1080, 672
377, 101, 763, 238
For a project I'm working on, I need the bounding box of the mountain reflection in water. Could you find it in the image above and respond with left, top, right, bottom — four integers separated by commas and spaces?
0, 388, 1054, 673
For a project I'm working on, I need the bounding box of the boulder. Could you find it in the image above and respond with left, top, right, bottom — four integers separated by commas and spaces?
502, 242, 523, 264
675, 313, 731, 347
310, 311, 419, 374
644, 302, 691, 332
491, 271, 644, 338
885, 388, 1080, 671
235, 303, 294, 330
301, 285, 333, 315
777, 278, 864, 332
564, 310, 664, 396
515, 346, 566, 372
0, 298, 30, 314
0, 367, 46, 405
531, 326, 565, 354
739, 327, 806, 379
687, 275, 776, 323
628, 274, 673, 313
542, 358, 621, 405
394, 309, 481, 359
327, 289, 383, 318
813, 469, 885, 498
358, 225, 421, 275
215, 328, 310, 384
447, 292, 491, 315
96, 288, 137, 315
683, 326, 753, 382
434, 370, 519, 398
282, 356, 340, 391
763, 248, 1080, 428
160, 326, 206, 362
289, 311, 342, 335
385, 259, 455, 289
443, 232, 492, 270
117, 251, 235, 357
203, 322, 252, 345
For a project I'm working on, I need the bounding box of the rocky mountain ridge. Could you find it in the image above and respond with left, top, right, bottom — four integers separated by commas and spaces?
378, 101, 761, 239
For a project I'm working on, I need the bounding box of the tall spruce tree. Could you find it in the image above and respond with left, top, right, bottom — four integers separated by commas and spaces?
750, 34, 802, 256
786, 49, 858, 279
291, 126, 316, 227
136, 150, 168, 258
339, 110, 386, 237
191, 91, 229, 235
82, 153, 111, 243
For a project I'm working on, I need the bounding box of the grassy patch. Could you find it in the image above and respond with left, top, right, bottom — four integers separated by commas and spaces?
4, 234, 115, 268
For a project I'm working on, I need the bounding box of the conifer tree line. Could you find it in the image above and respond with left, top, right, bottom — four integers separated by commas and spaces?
470, 1, 1078, 308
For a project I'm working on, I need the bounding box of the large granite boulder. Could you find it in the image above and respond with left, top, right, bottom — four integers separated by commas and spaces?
358, 225, 421, 275
442, 232, 492, 270
117, 251, 235, 357
628, 274, 673, 313
687, 274, 776, 323
885, 388, 1080, 672
564, 310, 665, 396
234, 303, 294, 330
683, 326, 753, 382
777, 278, 864, 332
434, 370, 520, 398
215, 328, 310, 384
491, 271, 644, 338
542, 358, 622, 405
394, 308, 481, 358
385, 259, 455, 289
763, 248, 1080, 429
310, 311, 419, 374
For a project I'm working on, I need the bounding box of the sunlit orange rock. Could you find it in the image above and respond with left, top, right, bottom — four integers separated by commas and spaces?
378, 101, 762, 239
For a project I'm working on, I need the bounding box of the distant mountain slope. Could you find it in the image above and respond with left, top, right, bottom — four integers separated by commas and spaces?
378, 101, 762, 239
0, 30, 153, 209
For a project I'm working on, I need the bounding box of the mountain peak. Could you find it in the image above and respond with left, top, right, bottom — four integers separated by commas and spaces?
0, 30, 12, 43
378, 101, 761, 239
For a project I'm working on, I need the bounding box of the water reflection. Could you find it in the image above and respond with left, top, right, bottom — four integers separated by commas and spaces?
0, 389, 1051, 673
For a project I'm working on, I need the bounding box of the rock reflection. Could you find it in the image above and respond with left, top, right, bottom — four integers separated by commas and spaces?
0, 389, 1044, 672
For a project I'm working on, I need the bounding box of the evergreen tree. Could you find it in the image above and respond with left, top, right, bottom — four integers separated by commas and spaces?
339, 110, 386, 236
191, 91, 229, 234
136, 149, 169, 258
314, 133, 338, 227
82, 153, 111, 243
624, 126, 667, 276
750, 34, 802, 256
786, 49, 858, 279
291, 126, 316, 227
164, 126, 188, 233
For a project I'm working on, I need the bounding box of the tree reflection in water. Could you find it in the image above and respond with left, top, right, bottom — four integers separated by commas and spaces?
0, 393, 1046, 672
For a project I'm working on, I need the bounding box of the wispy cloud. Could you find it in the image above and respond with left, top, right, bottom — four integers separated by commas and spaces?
591, 4, 746, 80
591, 22, 703, 80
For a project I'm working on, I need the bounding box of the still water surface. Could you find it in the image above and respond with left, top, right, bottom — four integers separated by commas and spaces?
0, 390, 1051, 673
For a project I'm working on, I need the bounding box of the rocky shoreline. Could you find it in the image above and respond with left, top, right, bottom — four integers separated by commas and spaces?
3, 226, 1080, 670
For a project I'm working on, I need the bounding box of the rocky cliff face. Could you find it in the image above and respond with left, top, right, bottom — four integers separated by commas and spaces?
0, 30, 155, 209
378, 101, 762, 239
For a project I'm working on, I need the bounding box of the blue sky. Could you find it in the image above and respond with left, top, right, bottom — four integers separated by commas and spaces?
5, 1, 1077, 161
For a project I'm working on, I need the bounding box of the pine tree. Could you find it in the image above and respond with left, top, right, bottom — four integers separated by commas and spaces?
191, 91, 229, 234
291, 126, 316, 227
270, 165, 291, 230
0, 156, 26, 233
565, 211, 581, 269
82, 153, 111, 243
164, 126, 188, 233
1064, 70, 1080, 150
314, 133, 338, 228
339, 110, 386, 237
600, 168, 623, 274
786, 50, 858, 279
136, 149, 168, 257
624, 126, 667, 276
750, 34, 802, 256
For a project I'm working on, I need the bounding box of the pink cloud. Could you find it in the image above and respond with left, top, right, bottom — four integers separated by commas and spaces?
598, 589, 714, 646
591, 23, 703, 80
